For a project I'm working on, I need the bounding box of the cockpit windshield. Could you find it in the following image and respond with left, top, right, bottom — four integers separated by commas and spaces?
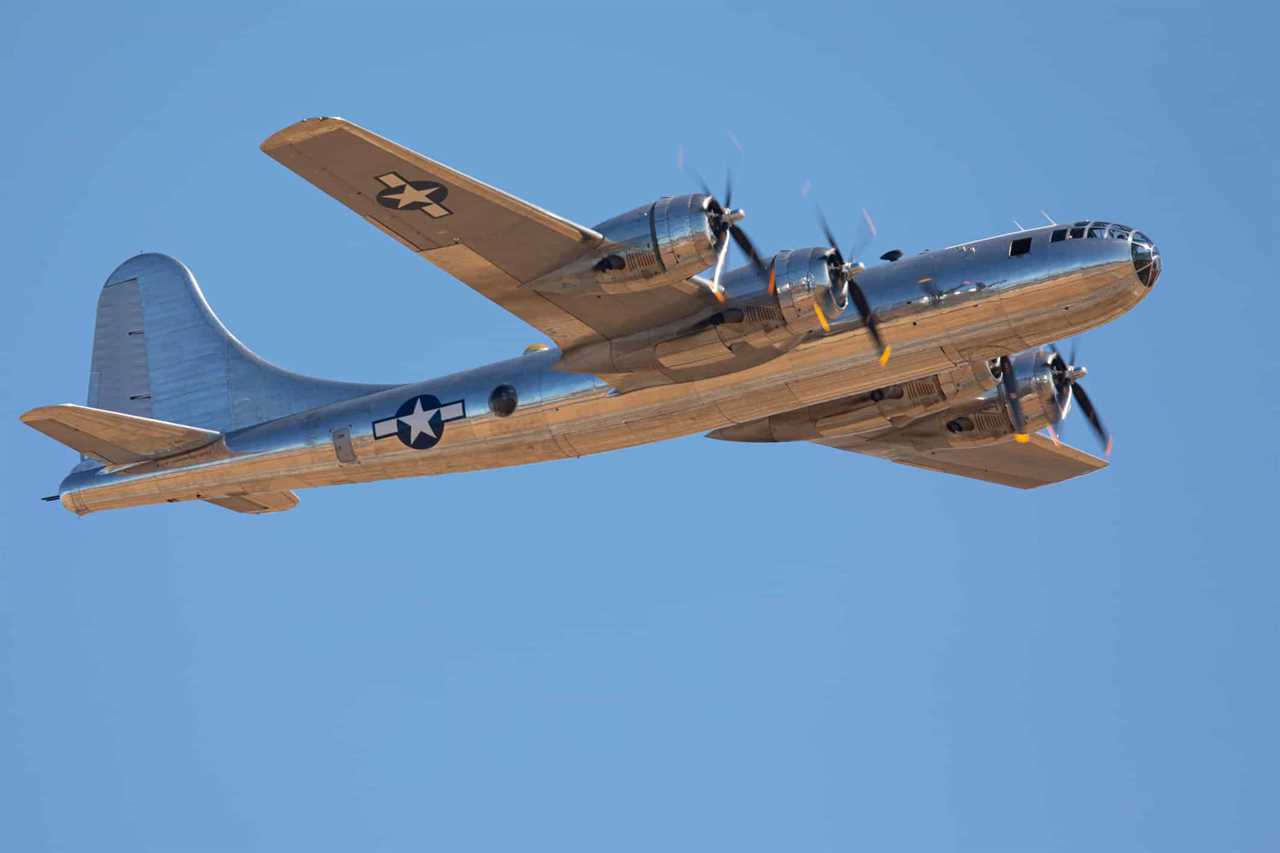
1053, 221, 1135, 243
1131, 231, 1160, 286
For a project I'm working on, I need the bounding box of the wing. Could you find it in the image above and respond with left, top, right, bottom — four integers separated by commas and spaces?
820, 432, 1107, 489
261, 117, 707, 349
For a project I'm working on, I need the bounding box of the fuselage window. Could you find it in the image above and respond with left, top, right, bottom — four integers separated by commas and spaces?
1009, 237, 1032, 257
1051, 228, 1068, 242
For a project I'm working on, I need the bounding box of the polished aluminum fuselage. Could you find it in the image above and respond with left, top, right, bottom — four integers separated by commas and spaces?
60, 223, 1151, 514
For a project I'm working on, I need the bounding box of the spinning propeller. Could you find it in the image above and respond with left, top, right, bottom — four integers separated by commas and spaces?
692, 170, 768, 302
1047, 342, 1112, 456
996, 343, 1113, 455
679, 145, 767, 303
813, 204, 891, 365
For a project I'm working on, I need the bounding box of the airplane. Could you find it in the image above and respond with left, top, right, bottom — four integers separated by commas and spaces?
20, 117, 1161, 515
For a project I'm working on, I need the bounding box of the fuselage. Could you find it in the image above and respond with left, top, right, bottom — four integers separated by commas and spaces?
59, 221, 1158, 515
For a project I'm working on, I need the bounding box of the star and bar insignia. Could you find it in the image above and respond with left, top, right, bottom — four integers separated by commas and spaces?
374, 172, 452, 218
372, 395, 466, 450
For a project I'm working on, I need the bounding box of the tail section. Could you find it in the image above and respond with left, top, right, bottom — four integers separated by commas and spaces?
85, 253, 386, 434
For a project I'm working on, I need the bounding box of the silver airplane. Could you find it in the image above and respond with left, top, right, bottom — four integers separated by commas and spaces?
21, 118, 1160, 515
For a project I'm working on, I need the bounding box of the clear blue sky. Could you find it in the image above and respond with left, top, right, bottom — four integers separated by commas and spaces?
2, 2, 1276, 851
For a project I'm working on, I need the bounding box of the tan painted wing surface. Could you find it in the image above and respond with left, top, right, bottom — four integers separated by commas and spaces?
20, 404, 220, 466
821, 432, 1107, 489
262, 118, 711, 349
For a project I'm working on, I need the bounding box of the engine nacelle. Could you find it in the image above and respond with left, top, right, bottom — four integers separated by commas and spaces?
533, 194, 722, 295
771, 248, 848, 334
942, 348, 1069, 444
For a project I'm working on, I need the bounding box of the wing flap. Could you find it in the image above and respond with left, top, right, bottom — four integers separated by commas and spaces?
21, 404, 220, 466
823, 433, 1107, 488
205, 491, 300, 514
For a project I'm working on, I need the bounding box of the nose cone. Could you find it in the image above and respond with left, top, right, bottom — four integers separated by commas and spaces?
1132, 230, 1161, 287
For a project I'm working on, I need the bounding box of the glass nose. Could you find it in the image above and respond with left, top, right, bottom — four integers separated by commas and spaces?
1132, 231, 1160, 287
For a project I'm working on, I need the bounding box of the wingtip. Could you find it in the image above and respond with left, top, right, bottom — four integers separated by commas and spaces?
19, 404, 63, 426
260, 116, 351, 152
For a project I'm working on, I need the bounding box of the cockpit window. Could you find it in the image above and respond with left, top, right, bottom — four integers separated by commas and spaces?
1107, 224, 1132, 241
1051, 228, 1067, 242
1088, 223, 1109, 239
1009, 237, 1032, 257
1070, 226, 1085, 239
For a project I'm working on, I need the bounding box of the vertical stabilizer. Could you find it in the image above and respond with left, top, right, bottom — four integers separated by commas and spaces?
87, 254, 387, 434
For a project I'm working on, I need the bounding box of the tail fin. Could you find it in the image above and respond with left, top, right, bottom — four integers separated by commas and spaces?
85, 253, 385, 434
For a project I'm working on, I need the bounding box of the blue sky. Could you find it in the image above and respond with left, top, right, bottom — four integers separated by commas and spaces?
1, 2, 1276, 851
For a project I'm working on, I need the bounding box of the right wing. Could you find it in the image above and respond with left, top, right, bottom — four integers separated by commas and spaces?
262, 117, 708, 349
821, 432, 1107, 489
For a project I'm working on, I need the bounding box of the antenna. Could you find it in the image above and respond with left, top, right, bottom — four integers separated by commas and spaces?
1040, 210, 1057, 225
1012, 219, 1025, 231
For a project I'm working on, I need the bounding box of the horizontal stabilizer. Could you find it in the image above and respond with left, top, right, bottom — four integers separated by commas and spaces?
20, 403, 219, 466
205, 491, 299, 514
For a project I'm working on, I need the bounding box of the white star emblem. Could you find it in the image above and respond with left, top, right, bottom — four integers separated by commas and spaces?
383, 183, 435, 209
372, 396, 466, 449
396, 398, 438, 444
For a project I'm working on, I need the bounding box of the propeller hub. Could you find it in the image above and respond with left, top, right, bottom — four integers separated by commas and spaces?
1066, 365, 1087, 382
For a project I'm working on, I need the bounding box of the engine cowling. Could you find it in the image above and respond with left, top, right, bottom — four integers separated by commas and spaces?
533, 194, 722, 295
770, 248, 848, 334
942, 348, 1069, 443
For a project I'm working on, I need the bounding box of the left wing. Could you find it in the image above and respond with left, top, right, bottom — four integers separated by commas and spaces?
262, 117, 708, 350
820, 432, 1107, 489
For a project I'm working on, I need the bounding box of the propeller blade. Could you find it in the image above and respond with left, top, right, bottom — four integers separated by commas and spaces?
847, 278, 890, 364
1069, 382, 1112, 456
999, 355, 1028, 440
1047, 344, 1071, 425
849, 208, 878, 258
730, 225, 769, 275
815, 205, 841, 257
709, 234, 730, 303
724, 170, 734, 210
691, 168, 713, 199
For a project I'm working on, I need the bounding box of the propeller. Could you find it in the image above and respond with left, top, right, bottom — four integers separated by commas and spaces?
680, 148, 768, 303
997, 355, 1029, 442
1047, 342, 1112, 456
814, 204, 891, 365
